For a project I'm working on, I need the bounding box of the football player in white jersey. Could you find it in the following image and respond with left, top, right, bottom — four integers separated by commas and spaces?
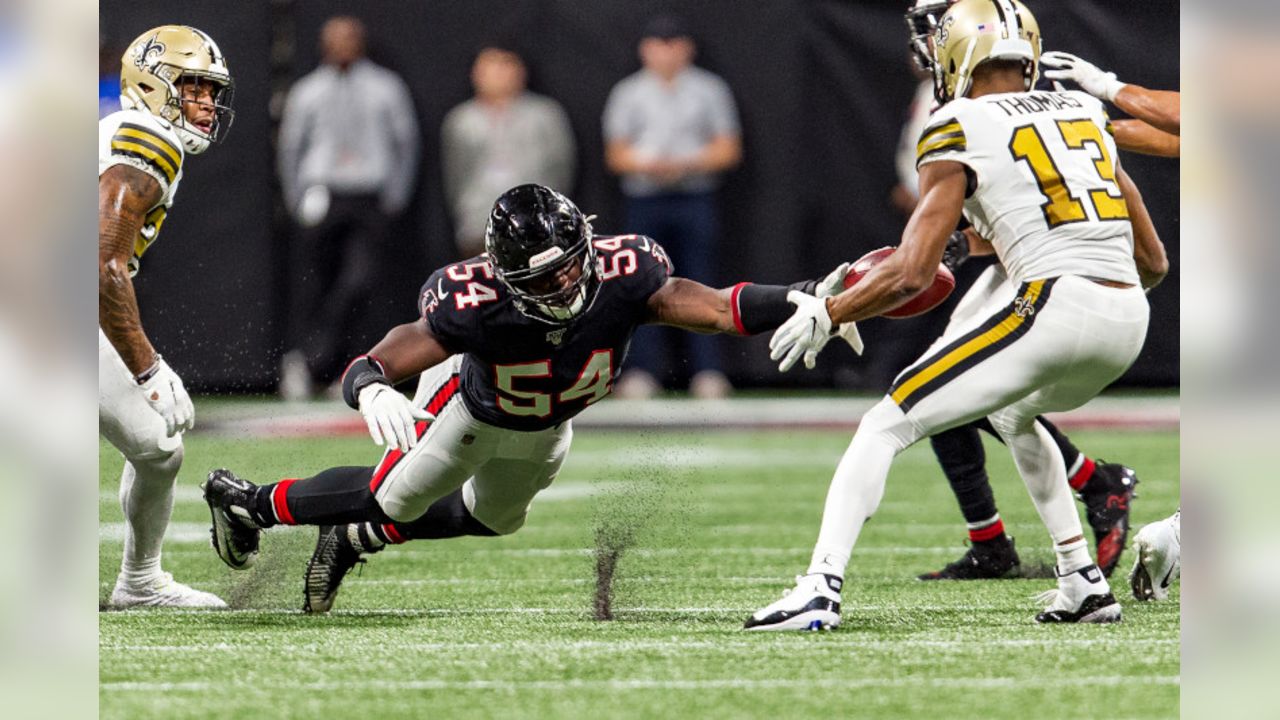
99, 26, 234, 607
747, 0, 1168, 630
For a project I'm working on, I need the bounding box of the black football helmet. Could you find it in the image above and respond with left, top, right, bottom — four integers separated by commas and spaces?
484, 184, 600, 325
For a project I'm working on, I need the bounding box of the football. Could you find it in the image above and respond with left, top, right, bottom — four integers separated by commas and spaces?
842, 246, 956, 318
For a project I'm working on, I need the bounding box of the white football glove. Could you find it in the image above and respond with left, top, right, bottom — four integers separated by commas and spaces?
814, 262, 850, 299
358, 383, 434, 453
138, 357, 194, 437
1040, 51, 1126, 102
770, 290, 836, 372
813, 262, 866, 357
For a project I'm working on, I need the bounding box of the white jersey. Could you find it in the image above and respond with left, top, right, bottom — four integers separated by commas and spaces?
98, 109, 186, 276
916, 90, 1138, 285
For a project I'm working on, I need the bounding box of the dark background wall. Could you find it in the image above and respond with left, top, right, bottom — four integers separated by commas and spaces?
100, 0, 1179, 392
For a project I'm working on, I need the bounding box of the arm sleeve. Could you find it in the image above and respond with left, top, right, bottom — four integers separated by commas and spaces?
542, 101, 577, 193
381, 75, 421, 214
706, 76, 741, 137
276, 84, 310, 212
602, 82, 634, 142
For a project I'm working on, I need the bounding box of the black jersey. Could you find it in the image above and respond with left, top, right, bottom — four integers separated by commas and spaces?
420, 235, 672, 431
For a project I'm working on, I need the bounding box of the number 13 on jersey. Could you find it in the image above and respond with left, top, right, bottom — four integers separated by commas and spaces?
1009, 119, 1129, 229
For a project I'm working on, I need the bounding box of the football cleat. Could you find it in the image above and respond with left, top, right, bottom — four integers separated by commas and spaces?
108, 572, 227, 609
304, 524, 382, 614
744, 574, 842, 631
202, 468, 262, 570
1130, 511, 1180, 601
1079, 461, 1139, 577
1034, 564, 1121, 623
918, 535, 1021, 580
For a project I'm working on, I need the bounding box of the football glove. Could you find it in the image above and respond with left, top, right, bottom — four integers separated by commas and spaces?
770, 291, 837, 372
137, 356, 194, 437
1041, 51, 1126, 102
358, 383, 434, 453
813, 262, 865, 357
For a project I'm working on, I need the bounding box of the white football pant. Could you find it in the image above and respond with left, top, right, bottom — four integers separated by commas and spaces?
370, 355, 573, 535
808, 276, 1150, 578
99, 328, 183, 586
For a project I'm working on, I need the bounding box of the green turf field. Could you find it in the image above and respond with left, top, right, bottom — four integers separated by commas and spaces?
99, 428, 1179, 719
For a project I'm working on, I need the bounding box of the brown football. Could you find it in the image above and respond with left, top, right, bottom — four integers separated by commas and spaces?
842, 246, 956, 319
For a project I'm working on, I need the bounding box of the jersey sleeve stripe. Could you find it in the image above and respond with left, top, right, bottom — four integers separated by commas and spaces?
116, 123, 182, 166
110, 142, 179, 184
916, 135, 967, 163
916, 121, 964, 153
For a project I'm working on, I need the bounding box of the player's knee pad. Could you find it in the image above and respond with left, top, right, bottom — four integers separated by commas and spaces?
126, 442, 183, 483
986, 408, 1034, 440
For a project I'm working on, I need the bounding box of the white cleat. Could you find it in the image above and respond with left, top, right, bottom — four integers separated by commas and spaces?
108, 572, 227, 609
1034, 564, 1121, 623
744, 573, 842, 631
1130, 512, 1180, 601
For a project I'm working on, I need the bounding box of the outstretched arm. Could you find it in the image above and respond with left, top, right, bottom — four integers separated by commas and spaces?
365, 320, 453, 384
1113, 86, 1180, 136
341, 319, 453, 453
1113, 119, 1181, 158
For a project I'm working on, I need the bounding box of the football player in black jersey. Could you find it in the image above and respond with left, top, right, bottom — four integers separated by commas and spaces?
202, 183, 859, 612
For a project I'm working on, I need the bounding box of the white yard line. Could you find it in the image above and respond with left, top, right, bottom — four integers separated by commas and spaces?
101, 675, 1179, 692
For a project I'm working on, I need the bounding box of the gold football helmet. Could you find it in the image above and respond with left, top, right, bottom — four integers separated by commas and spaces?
120, 25, 234, 155
930, 0, 1041, 104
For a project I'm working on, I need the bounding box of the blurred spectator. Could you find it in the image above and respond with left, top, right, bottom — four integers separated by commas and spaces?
442, 42, 576, 258
276, 16, 420, 400
890, 66, 935, 217
603, 14, 742, 399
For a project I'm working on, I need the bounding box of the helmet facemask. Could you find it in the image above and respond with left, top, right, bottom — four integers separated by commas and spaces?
493, 226, 601, 326
905, 1, 950, 72
170, 73, 235, 154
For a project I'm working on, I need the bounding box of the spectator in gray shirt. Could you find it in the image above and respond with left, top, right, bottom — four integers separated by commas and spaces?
443, 43, 576, 257
276, 16, 420, 400
604, 15, 742, 399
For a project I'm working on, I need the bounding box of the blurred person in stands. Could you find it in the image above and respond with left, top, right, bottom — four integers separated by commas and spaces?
278, 16, 420, 400
99, 25, 235, 607
443, 41, 576, 258
603, 14, 742, 399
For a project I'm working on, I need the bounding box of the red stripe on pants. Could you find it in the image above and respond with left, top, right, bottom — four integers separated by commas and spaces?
368, 375, 461, 494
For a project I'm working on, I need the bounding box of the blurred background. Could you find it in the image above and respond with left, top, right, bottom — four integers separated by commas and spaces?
97, 0, 1179, 397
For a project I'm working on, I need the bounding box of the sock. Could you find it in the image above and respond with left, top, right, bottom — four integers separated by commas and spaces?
929, 423, 1001, 528
1055, 537, 1091, 573
966, 514, 1007, 543
118, 448, 183, 587
1067, 456, 1096, 491
1035, 416, 1086, 486
994, 418, 1086, 550
253, 466, 393, 527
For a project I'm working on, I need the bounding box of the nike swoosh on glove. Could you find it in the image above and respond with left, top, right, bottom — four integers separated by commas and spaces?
769, 291, 836, 372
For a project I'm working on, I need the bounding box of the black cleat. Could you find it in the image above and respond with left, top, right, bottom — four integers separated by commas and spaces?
202, 469, 261, 570
1079, 461, 1138, 578
918, 536, 1021, 580
304, 525, 382, 614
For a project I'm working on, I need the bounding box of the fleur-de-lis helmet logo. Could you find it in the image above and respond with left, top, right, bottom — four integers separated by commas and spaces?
132, 34, 166, 70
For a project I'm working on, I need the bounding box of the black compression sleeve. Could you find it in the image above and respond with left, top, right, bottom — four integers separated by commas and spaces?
340, 355, 390, 409
732, 283, 798, 335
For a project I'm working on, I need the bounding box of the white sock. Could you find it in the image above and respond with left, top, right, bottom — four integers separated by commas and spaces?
1055, 537, 1092, 574
118, 448, 182, 587
999, 420, 1087, 546
806, 404, 906, 579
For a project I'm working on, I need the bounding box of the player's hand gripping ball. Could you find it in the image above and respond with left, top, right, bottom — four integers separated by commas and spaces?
843, 247, 955, 318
